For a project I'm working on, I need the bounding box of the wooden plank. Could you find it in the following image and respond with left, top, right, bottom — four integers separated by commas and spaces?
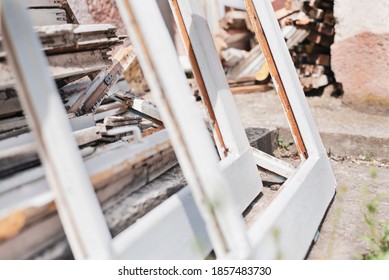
0, 131, 178, 259
302, 1, 324, 20
114, 90, 163, 126
27, 0, 67, 8
0, 214, 64, 260
231, 84, 273, 94
0, 96, 22, 117
0, 130, 174, 220
251, 147, 296, 178
69, 46, 136, 115
228, 45, 266, 79
0, 114, 95, 152
0, 50, 111, 90
28, 8, 68, 25
0, 116, 27, 134
37, 24, 121, 55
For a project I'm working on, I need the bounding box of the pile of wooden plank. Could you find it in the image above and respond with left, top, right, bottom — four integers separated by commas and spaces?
217, 0, 342, 96
219, 1, 309, 90
285, 0, 342, 95
0, 24, 122, 92
0, 0, 182, 260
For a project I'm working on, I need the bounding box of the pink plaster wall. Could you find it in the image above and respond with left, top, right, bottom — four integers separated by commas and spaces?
332, 0, 389, 114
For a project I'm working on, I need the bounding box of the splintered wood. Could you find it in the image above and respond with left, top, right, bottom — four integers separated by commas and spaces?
68, 46, 136, 115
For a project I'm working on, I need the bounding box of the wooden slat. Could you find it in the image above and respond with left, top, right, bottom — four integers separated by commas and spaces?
27, 0, 67, 8
0, 50, 111, 90
28, 8, 67, 26
0, 97, 22, 118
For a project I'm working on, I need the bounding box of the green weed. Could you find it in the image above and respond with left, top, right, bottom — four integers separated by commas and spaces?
277, 139, 294, 151
361, 168, 389, 259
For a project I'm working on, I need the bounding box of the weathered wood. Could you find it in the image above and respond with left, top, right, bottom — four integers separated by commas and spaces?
0, 214, 64, 260
2, 165, 186, 260
228, 45, 265, 79
0, 130, 178, 259
0, 50, 111, 90
0, 116, 27, 134
302, 1, 324, 20
0, 23, 121, 90
70, 46, 136, 115
27, 0, 78, 24
27, 0, 68, 8
231, 84, 273, 94
0, 96, 22, 117
93, 102, 128, 121
113, 90, 162, 126
28, 8, 68, 25
36, 24, 121, 55
297, 64, 329, 91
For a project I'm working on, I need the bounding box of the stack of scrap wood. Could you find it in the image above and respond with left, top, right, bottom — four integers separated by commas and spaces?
0, 24, 122, 92
217, 3, 276, 93
219, 1, 309, 92
217, 0, 342, 96
0, 0, 181, 260
284, 0, 342, 95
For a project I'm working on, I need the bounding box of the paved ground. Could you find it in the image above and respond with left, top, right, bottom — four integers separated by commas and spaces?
234, 90, 389, 259
309, 159, 389, 259
235, 90, 389, 161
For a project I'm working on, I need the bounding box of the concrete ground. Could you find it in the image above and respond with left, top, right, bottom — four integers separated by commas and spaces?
234, 90, 389, 259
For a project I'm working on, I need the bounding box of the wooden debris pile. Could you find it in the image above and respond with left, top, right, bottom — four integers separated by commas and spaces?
0, 1, 178, 260
216, 0, 342, 96
284, 0, 342, 95
0, 24, 122, 92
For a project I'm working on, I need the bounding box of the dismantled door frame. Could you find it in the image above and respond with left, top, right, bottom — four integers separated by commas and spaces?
115, 0, 255, 260
117, 0, 336, 259
168, 0, 265, 208
243, 0, 336, 259
169, 0, 296, 180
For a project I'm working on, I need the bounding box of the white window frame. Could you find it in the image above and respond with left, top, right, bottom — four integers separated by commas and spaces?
1, 0, 336, 259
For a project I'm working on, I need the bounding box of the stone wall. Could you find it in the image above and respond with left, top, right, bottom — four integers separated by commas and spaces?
332, 0, 389, 114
